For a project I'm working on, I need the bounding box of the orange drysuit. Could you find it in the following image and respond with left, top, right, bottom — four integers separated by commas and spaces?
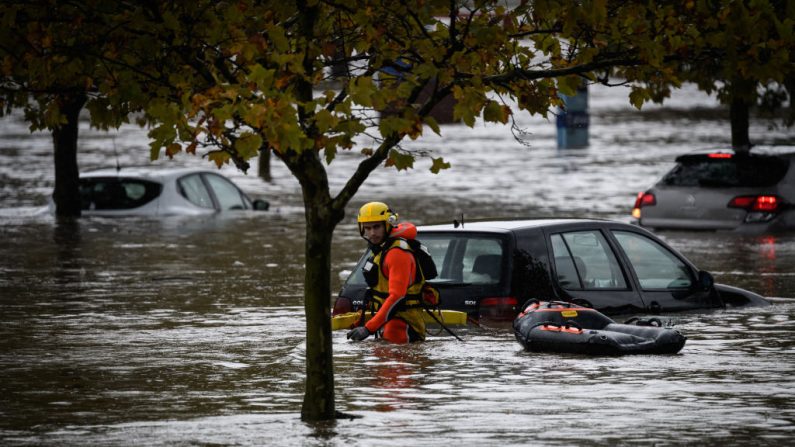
364, 223, 426, 343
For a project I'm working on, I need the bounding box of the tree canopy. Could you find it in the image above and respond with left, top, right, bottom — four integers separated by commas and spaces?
2, 0, 792, 421
668, 1, 794, 148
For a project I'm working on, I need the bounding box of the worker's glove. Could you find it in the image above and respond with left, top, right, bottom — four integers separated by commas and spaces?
347, 326, 371, 341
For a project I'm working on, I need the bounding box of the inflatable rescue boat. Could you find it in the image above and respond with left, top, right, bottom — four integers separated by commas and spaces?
513, 301, 686, 355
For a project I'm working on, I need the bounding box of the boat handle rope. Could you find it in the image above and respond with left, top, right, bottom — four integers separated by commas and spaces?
422, 304, 464, 341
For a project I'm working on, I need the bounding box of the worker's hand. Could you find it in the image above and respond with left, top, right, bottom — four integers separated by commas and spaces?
347, 326, 370, 341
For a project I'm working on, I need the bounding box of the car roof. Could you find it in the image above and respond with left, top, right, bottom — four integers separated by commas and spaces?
80, 166, 222, 181
674, 148, 795, 162
418, 218, 618, 233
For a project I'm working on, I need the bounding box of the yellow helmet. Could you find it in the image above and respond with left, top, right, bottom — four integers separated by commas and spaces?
357, 202, 398, 234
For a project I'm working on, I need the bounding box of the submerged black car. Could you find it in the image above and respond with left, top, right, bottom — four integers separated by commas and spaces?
333, 219, 769, 320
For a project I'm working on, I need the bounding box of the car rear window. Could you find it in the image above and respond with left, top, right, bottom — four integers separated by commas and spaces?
345, 233, 507, 287
80, 178, 162, 210
662, 154, 789, 187
421, 233, 506, 285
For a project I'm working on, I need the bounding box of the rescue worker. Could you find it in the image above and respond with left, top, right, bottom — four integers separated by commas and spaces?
347, 202, 427, 344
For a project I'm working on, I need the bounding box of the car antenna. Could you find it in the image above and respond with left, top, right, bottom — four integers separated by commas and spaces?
453, 214, 464, 228
112, 137, 121, 173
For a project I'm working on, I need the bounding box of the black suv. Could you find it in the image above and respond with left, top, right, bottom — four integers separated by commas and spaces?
333, 219, 769, 320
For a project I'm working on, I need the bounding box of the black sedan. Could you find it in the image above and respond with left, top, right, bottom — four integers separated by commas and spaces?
333, 219, 770, 320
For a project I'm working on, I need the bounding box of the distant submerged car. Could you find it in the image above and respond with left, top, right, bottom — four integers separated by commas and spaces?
333, 218, 769, 321
61, 166, 269, 217
632, 149, 795, 233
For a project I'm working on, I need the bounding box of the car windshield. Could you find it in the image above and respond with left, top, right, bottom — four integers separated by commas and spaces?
662, 154, 789, 187
346, 233, 507, 286
80, 178, 162, 210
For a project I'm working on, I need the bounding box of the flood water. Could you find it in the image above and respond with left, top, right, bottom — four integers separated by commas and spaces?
1, 84, 794, 445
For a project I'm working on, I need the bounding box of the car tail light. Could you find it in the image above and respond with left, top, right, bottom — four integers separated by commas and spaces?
754, 196, 781, 212
728, 195, 783, 213
479, 296, 519, 321
632, 191, 656, 219
332, 297, 353, 316
707, 152, 733, 159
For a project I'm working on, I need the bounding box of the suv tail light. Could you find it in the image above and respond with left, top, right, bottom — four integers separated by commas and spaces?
728, 195, 783, 212
479, 296, 519, 321
332, 297, 353, 316
728, 195, 784, 222
632, 191, 656, 219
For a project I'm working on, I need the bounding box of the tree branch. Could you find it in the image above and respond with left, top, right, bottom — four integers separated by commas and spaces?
484, 56, 642, 84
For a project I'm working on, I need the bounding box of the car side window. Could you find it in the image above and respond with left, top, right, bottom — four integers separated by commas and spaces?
178, 174, 215, 209
204, 174, 247, 210
612, 231, 693, 289
461, 238, 504, 284
551, 231, 627, 290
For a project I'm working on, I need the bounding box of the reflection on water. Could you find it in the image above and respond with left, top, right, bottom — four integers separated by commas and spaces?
1, 214, 794, 446
656, 231, 795, 300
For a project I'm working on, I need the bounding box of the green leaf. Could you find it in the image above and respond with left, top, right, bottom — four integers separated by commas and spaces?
208, 150, 230, 168
424, 116, 441, 135
629, 88, 647, 109
213, 104, 235, 121
314, 109, 338, 133
430, 157, 451, 174
557, 76, 581, 97
148, 124, 177, 160
149, 141, 162, 161
349, 77, 375, 107
267, 25, 290, 52
379, 116, 410, 138
235, 132, 263, 160
248, 64, 275, 90
323, 140, 337, 164
483, 100, 510, 124
452, 86, 486, 127
386, 149, 414, 171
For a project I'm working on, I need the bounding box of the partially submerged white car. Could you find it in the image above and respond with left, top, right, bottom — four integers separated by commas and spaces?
67, 166, 269, 216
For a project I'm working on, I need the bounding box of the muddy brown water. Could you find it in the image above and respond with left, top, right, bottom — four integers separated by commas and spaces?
2, 83, 795, 445
1, 211, 794, 446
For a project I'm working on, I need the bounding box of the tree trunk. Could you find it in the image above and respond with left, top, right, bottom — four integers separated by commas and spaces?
258, 147, 272, 182
52, 94, 87, 217
289, 0, 345, 422
300, 204, 337, 421
293, 154, 345, 421
784, 77, 795, 127
730, 79, 753, 153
